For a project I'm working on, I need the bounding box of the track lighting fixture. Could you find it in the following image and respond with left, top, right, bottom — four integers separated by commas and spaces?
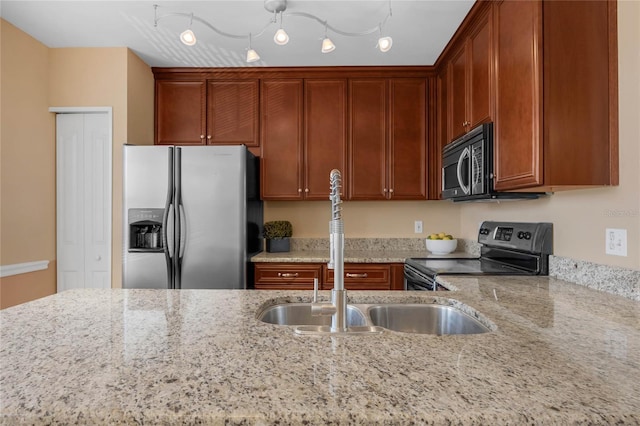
377, 36, 392, 53
273, 13, 289, 45
179, 13, 196, 46
246, 34, 261, 63
153, 0, 393, 62
321, 23, 336, 53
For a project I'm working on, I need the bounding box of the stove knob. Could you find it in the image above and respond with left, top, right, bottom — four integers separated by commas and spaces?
517, 231, 525, 239
524, 232, 532, 240
480, 228, 489, 235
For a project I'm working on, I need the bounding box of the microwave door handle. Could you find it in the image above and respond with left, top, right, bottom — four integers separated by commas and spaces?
457, 147, 471, 195
471, 146, 482, 188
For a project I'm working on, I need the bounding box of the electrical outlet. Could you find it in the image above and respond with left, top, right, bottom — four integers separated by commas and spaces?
605, 228, 627, 256
414, 220, 423, 234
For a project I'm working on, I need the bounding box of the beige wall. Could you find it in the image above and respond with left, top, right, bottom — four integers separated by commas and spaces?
0, 19, 57, 307
459, 1, 640, 270
1, 20, 154, 307
49, 47, 154, 288
265, 201, 461, 238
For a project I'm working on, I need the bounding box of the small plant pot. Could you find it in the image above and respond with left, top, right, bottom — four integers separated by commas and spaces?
266, 238, 290, 253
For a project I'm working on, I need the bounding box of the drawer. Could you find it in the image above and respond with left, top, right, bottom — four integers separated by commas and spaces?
254, 263, 322, 290
323, 264, 391, 290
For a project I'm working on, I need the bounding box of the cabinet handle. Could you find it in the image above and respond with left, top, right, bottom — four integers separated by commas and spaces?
383, 188, 388, 192
200, 135, 205, 142
207, 135, 212, 141
278, 272, 299, 278
463, 121, 470, 126
298, 188, 302, 193
346, 273, 368, 278
304, 188, 309, 193
389, 189, 394, 193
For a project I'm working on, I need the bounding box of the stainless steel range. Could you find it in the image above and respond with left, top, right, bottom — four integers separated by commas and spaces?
405, 221, 553, 291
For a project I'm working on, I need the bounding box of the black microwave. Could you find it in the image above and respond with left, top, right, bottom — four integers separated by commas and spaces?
441, 123, 544, 202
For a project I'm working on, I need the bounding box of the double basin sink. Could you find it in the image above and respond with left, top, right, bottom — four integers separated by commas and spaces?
257, 302, 492, 335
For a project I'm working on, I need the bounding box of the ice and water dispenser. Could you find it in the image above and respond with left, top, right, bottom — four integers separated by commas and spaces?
128, 208, 164, 251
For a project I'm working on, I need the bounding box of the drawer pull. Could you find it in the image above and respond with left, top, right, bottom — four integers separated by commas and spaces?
278, 272, 299, 278
346, 273, 368, 278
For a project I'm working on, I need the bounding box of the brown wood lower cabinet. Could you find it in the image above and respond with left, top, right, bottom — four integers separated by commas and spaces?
253, 263, 322, 290
253, 262, 404, 290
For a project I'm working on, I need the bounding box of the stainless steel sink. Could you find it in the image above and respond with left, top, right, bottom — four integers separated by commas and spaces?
367, 304, 491, 335
257, 301, 492, 335
257, 303, 368, 327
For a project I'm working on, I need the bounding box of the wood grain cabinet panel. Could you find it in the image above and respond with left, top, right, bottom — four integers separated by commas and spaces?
155, 80, 206, 145
260, 79, 304, 200
493, 0, 617, 190
254, 263, 322, 290
304, 79, 348, 200
323, 264, 392, 290
447, 7, 493, 143
206, 80, 259, 146
349, 78, 427, 200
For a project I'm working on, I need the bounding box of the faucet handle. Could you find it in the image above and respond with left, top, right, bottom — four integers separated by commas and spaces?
313, 277, 319, 303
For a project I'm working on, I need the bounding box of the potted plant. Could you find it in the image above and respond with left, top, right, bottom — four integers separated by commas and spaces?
263, 220, 292, 253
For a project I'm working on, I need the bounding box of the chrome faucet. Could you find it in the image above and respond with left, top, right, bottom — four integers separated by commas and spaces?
327, 169, 347, 332
296, 169, 382, 335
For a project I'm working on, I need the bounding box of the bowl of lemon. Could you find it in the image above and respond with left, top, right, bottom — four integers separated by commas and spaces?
426, 232, 458, 255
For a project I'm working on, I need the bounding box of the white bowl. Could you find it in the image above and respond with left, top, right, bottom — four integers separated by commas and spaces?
426, 238, 457, 255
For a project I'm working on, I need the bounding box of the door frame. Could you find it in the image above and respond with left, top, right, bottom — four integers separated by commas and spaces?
49, 106, 113, 291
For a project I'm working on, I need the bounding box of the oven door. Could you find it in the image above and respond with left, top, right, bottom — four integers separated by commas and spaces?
404, 263, 439, 291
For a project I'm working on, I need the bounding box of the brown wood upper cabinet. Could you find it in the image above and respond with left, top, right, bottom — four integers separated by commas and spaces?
155, 79, 259, 146
349, 78, 427, 200
447, 6, 493, 143
493, 0, 617, 191
261, 79, 347, 200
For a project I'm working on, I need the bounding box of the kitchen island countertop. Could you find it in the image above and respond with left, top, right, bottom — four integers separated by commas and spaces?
1, 277, 639, 424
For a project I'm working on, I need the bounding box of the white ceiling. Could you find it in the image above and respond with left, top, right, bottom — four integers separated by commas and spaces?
0, 0, 474, 68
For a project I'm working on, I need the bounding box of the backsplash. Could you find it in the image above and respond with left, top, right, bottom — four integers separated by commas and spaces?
550, 256, 640, 302
290, 238, 427, 251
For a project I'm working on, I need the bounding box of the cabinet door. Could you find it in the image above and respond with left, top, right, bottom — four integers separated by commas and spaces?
261, 80, 304, 200
430, 70, 448, 200
323, 264, 391, 290
207, 80, 259, 146
254, 263, 322, 290
468, 9, 493, 128
493, 0, 543, 190
155, 80, 206, 145
304, 80, 347, 200
448, 45, 468, 142
349, 79, 387, 200
389, 78, 427, 199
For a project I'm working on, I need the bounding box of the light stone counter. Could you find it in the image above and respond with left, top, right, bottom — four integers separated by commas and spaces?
1, 278, 639, 424
251, 250, 475, 263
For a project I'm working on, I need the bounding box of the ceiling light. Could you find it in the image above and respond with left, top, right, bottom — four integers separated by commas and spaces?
246, 33, 260, 63
246, 49, 261, 63
274, 28, 289, 45
179, 13, 196, 46
377, 36, 392, 53
180, 29, 196, 46
321, 37, 336, 53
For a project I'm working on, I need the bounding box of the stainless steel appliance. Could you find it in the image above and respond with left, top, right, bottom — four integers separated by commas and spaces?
441, 123, 544, 202
123, 145, 263, 289
405, 221, 553, 291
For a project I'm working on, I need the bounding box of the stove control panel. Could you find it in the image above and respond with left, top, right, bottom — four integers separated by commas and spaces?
478, 221, 553, 255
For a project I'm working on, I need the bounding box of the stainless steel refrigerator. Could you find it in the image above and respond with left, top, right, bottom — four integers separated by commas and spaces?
123, 145, 262, 289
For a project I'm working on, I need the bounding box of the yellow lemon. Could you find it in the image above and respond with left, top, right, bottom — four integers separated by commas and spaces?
437, 232, 446, 238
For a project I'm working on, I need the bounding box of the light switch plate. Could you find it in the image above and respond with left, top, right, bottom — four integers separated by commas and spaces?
605, 228, 627, 256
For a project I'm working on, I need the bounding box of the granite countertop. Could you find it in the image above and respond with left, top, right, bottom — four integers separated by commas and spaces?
251, 249, 475, 263
1, 278, 639, 424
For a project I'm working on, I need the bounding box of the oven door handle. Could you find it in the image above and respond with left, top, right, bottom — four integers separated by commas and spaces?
457, 147, 471, 195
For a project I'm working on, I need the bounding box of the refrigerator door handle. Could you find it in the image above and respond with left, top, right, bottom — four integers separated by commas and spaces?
164, 147, 175, 289
175, 147, 183, 289
178, 204, 187, 259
